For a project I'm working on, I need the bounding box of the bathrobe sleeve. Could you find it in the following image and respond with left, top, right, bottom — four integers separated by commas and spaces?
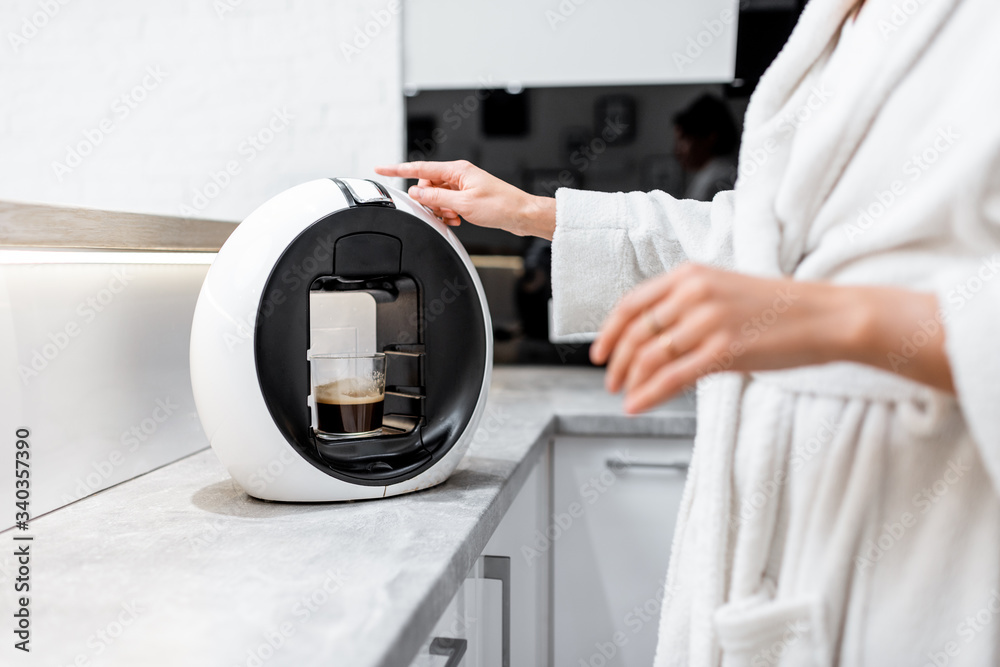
936, 264, 1000, 493
550, 188, 736, 335
932, 163, 1000, 494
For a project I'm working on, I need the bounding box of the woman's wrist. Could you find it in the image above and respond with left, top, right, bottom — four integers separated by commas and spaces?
516, 194, 556, 240
831, 286, 882, 366
829, 285, 954, 392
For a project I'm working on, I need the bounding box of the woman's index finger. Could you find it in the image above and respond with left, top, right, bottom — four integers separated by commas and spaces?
374, 161, 459, 183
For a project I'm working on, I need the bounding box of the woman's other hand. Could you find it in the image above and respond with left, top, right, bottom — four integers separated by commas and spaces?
374, 160, 556, 239
591, 263, 953, 414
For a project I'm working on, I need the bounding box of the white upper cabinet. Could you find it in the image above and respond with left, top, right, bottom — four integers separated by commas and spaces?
403, 0, 738, 90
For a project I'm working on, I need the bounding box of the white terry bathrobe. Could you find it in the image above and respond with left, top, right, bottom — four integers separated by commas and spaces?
550, 0, 1000, 664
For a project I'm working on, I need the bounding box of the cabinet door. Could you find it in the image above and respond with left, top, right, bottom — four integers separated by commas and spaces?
552, 436, 692, 667
481, 450, 550, 667
409, 576, 480, 667
410, 451, 550, 667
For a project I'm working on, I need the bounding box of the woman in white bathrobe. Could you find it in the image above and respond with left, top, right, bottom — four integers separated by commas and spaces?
378, 0, 1000, 663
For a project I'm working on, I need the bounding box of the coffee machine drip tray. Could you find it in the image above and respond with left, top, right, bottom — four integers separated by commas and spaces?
381, 413, 422, 434
313, 420, 432, 479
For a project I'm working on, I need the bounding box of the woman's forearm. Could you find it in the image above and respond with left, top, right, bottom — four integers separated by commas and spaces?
839, 286, 955, 393
591, 266, 956, 413
517, 195, 557, 240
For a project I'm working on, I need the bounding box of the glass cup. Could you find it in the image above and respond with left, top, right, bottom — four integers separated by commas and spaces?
310, 353, 386, 439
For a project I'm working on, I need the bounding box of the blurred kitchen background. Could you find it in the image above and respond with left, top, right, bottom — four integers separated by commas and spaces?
0, 0, 803, 364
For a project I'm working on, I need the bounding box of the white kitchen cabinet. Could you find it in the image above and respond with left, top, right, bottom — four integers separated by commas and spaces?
409, 450, 550, 666
411, 434, 690, 667
409, 574, 481, 667
552, 436, 692, 667
404, 0, 737, 89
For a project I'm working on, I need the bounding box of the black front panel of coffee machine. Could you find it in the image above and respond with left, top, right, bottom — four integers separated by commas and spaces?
254, 205, 487, 486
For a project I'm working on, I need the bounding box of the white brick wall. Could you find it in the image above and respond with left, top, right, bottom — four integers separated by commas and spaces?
0, 0, 403, 221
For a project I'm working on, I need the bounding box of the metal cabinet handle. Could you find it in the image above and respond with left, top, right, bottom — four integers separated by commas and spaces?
606, 459, 689, 473
482, 555, 511, 667
429, 637, 467, 666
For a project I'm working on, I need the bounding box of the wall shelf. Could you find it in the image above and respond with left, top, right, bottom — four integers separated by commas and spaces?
0, 199, 237, 252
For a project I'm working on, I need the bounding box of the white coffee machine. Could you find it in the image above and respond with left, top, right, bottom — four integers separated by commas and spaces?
189, 178, 492, 501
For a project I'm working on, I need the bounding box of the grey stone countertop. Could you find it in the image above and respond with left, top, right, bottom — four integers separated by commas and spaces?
6, 367, 696, 667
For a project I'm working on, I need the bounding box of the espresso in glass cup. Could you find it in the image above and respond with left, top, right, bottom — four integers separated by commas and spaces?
310, 353, 386, 439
